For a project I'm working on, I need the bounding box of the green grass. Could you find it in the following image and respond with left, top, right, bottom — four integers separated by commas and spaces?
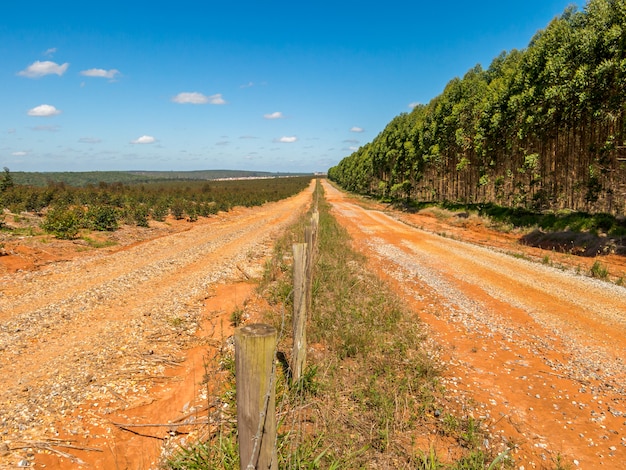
428, 201, 626, 237
589, 260, 609, 279
81, 236, 117, 248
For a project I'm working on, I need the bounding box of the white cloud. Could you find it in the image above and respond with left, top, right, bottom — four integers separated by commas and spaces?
12, 151, 28, 156
32, 125, 60, 132
350, 126, 364, 133
79, 137, 102, 144
44, 48, 57, 56
172, 92, 226, 105
275, 136, 298, 143
264, 111, 284, 120
18, 60, 69, 78
27, 104, 61, 117
408, 102, 421, 109
240, 82, 254, 88
208, 93, 226, 105
131, 135, 156, 144
80, 68, 121, 79
172, 92, 209, 104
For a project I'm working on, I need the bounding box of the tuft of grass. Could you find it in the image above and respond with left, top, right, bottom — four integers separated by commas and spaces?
167, 436, 238, 470
229, 306, 244, 327
589, 260, 609, 279
81, 236, 117, 248
416, 445, 446, 470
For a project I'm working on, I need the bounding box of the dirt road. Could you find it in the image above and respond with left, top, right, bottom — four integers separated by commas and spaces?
2, 179, 625, 469
322, 180, 626, 469
0, 183, 314, 469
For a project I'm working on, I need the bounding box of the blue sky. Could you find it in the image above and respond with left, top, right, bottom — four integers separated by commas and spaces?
1, 0, 584, 174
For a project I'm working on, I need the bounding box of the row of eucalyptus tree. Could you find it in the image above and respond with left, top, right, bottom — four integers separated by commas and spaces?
329, 0, 626, 214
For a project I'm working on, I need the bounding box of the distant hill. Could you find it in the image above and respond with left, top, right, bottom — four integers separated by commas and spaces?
11, 170, 312, 187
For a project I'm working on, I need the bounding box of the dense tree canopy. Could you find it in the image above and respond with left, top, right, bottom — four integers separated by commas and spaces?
329, 0, 626, 215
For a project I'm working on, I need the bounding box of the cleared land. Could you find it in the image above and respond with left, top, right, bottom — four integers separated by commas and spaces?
1, 179, 625, 468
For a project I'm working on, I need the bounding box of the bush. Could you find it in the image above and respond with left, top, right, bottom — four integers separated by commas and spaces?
42, 206, 84, 239
86, 205, 119, 231
131, 205, 150, 227
171, 200, 186, 220
151, 202, 169, 222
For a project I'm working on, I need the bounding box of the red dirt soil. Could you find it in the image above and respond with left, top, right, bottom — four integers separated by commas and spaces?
2, 180, 625, 469
322, 180, 626, 469
0, 187, 312, 470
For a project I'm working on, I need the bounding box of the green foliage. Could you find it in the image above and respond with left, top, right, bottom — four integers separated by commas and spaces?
41, 206, 84, 239
1, 167, 14, 192
130, 204, 150, 227
0, 177, 313, 236
589, 260, 609, 279
167, 432, 239, 470
86, 204, 119, 231
291, 364, 320, 397
435, 201, 624, 236
329, 0, 626, 215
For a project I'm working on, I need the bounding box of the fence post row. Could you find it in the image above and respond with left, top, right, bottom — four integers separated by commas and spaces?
235, 324, 278, 470
234, 206, 320, 468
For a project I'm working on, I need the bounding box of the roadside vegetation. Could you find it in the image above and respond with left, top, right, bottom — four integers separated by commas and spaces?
0, 168, 312, 239
374, 199, 624, 288
165, 182, 514, 469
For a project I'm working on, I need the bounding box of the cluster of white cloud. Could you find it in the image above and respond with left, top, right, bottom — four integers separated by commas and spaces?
19, 59, 122, 125
13, 54, 361, 156
19, 60, 122, 80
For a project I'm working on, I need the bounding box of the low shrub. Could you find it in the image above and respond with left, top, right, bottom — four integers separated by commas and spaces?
41, 206, 84, 239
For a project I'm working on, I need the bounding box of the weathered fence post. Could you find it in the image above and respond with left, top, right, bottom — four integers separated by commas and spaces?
292, 243, 308, 383
235, 324, 278, 470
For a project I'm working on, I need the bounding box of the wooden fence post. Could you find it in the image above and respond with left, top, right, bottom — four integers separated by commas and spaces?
292, 243, 308, 383
235, 324, 278, 470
